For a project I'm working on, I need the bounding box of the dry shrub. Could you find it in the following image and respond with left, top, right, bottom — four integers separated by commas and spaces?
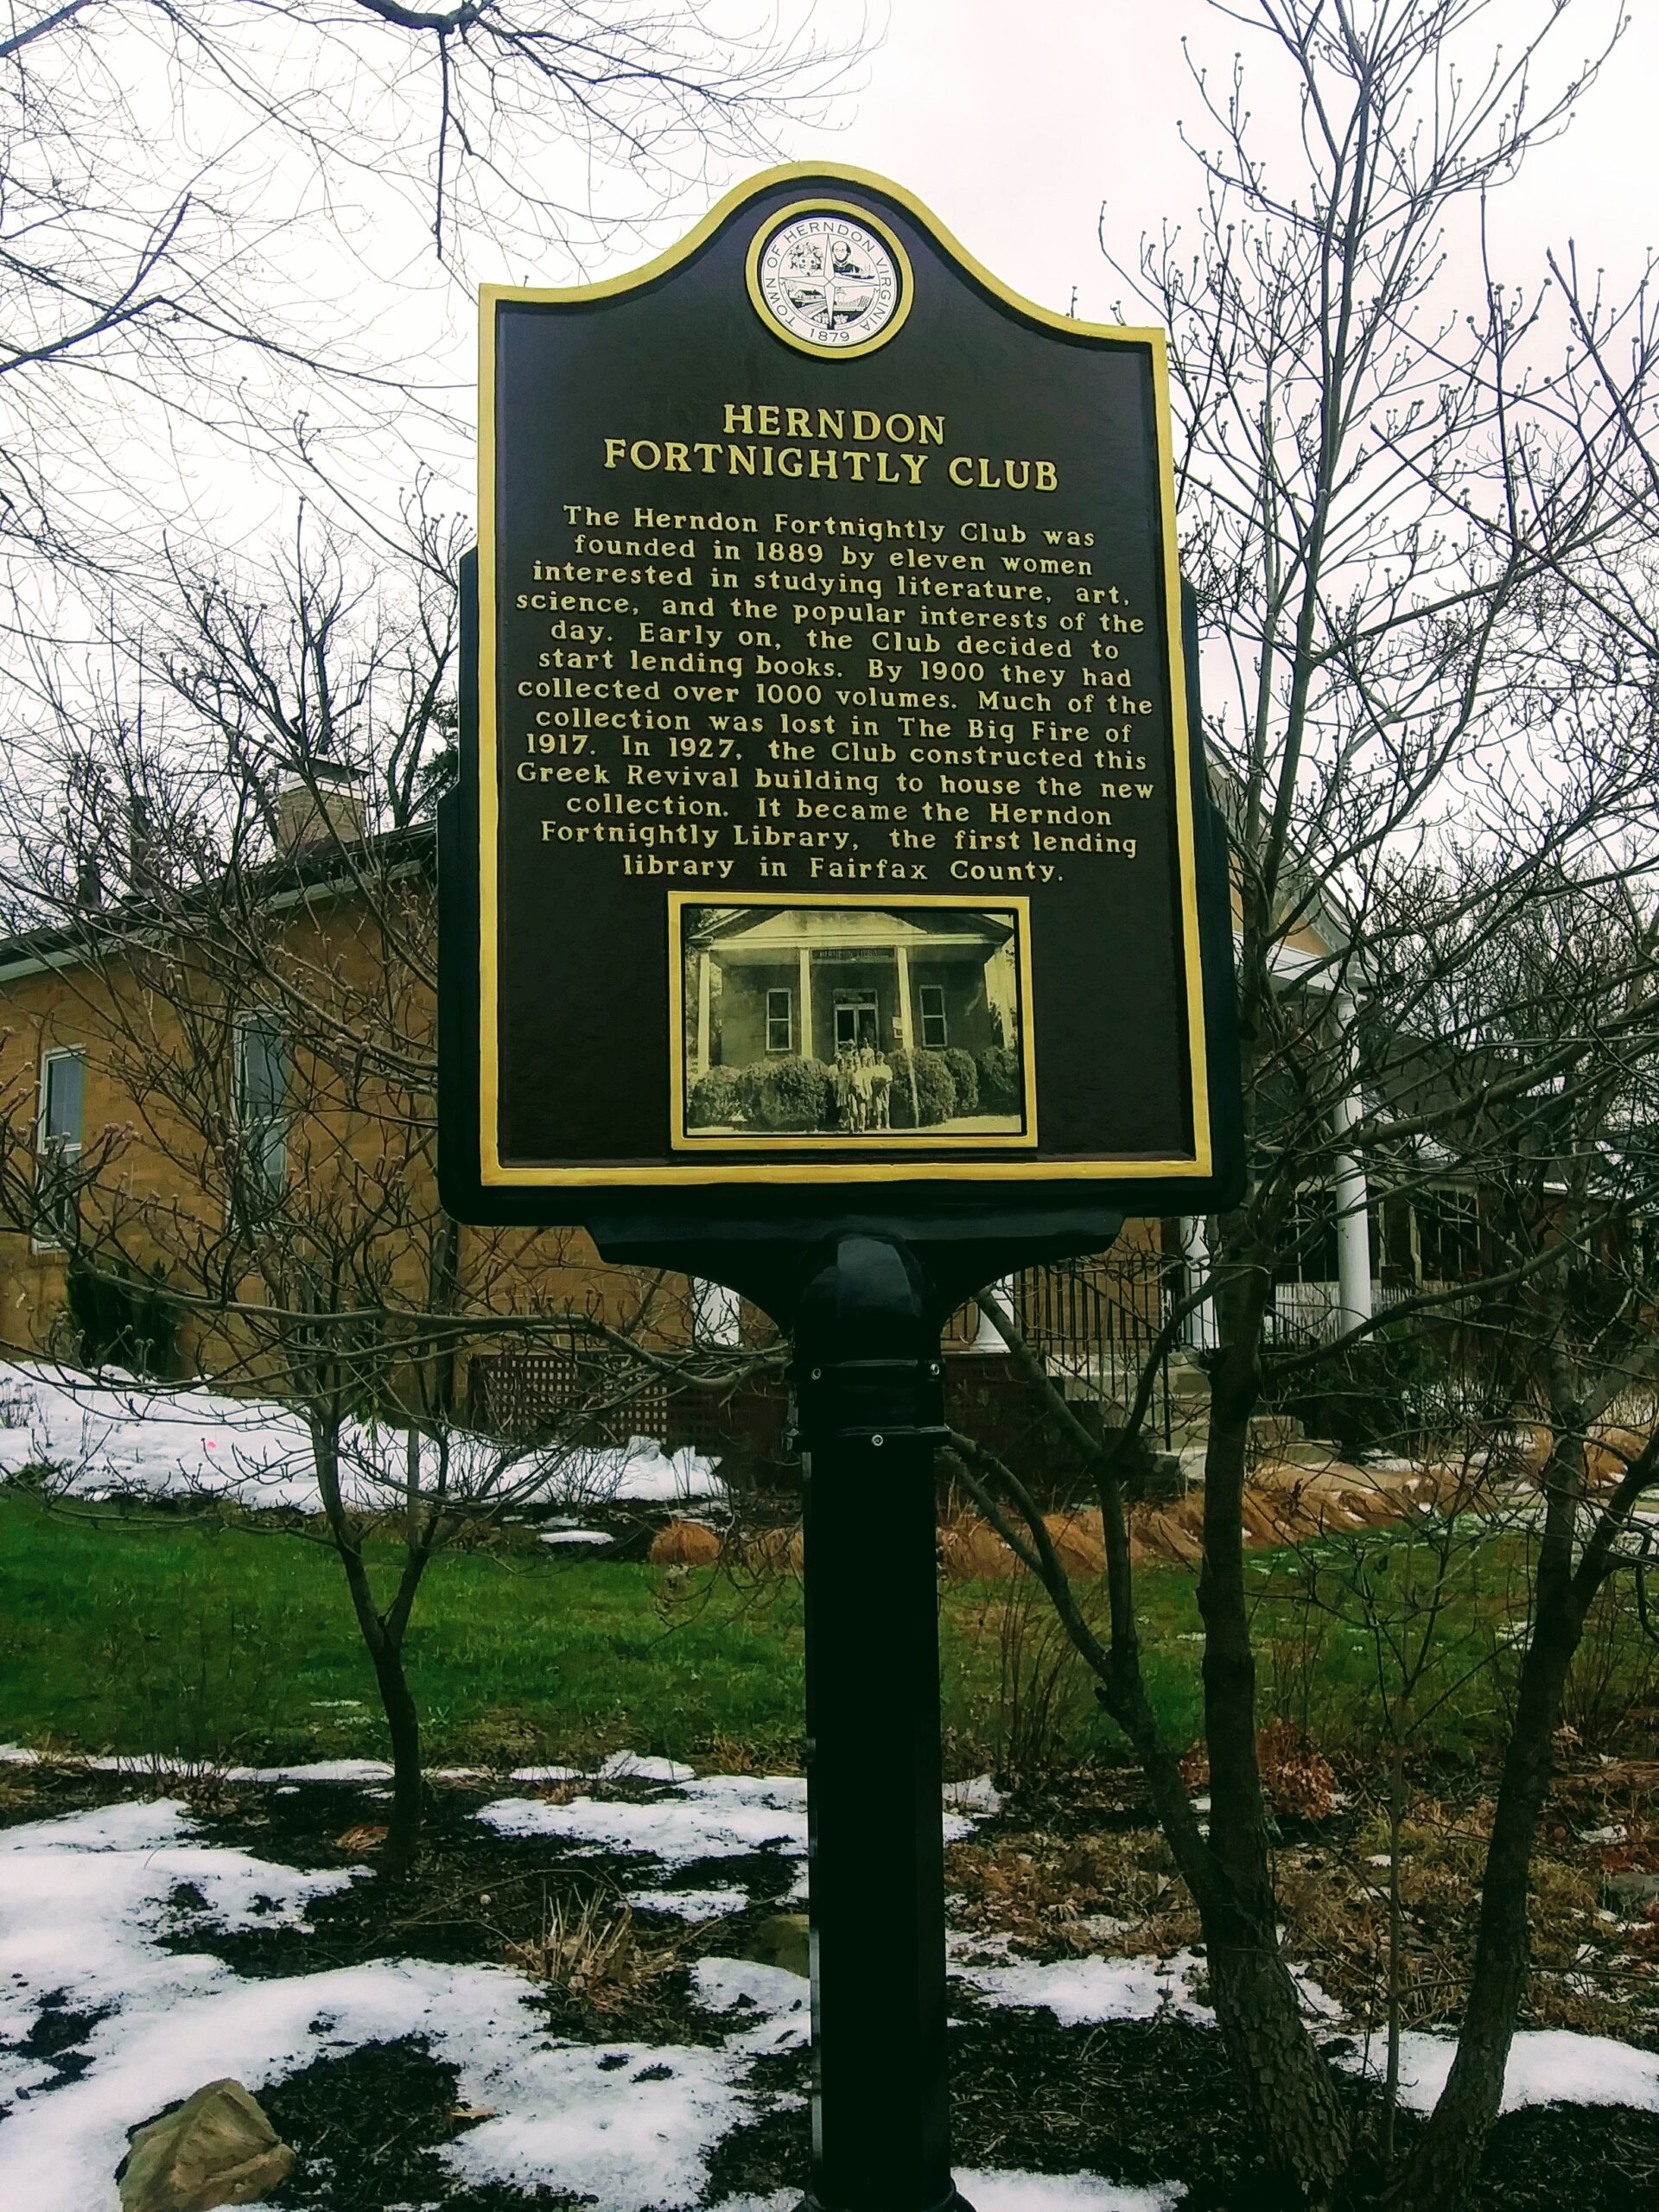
505, 1895, 671, 2012
1044, 1509, 1105, 1577
1255, 1721, 1338, 1821
739, 1523, 804, 1573
335, 1821, 388, 1852
939, 1516, 1021, 1579
938, 1510, 1107, 1581
947, 1822, 1198, 1961
1174, 1728, 1336, 1820
1585, 1426, 1655, 1485
650, 1519, 721, 1566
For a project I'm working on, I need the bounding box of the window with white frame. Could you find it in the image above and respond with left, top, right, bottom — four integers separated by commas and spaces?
35, 1048, 85, 1249
1273, 1184, 1339, 1283
765, 988, 792, 1053
234, 1017, 289, 1198
918, 982, 949, 1050
1417, 1185, 1479, 1280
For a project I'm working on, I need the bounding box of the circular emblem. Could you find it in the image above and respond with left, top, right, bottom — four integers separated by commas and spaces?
747, 203, 912, 359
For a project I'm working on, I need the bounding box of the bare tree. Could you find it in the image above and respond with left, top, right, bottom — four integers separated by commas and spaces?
0, 2, 863, 573
0, 515, 774, 1869
947, 5, 1659, 2206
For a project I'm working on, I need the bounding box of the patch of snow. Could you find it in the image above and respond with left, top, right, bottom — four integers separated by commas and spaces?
592, 1434, 723, 1504
226, 1758, 395, 1785
479, 1776, 808, 1867
960, 1949, 1213, 2029
693, 1956, 810, 2018
957, 2174, 1185, 2211
538, 1528, 613, 1546
478, 1768, 985, 1873
601, 1751, 697, 1784
0, 1360, 722, 1511
508, 1764, 583, 1784
627, 1887, 748, 1921
0, 1794, 799, 2212
945, 1775, 1004, 1815
443, 2030, 756, 2209
1579, 1824, 1627, 1847
1340, 2027, 1659, 2116
690, 1957, 810, 2056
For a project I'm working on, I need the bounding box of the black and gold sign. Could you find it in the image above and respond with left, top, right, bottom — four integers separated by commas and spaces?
460, 165, 1227, 1202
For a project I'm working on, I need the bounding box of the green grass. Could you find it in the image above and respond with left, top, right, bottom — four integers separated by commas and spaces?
0, 1494, 810, 1770
3, 1491, 1654, 1778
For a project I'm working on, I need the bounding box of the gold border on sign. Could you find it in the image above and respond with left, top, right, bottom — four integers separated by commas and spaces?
743, 200, 914, 360
667, 892, 1038, 1151
476, 161, 1213, 1188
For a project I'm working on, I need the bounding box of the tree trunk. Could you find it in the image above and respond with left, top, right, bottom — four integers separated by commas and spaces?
1195, 1325, 1348, 2205
1390, 1602, 1578, 2209
312, 1416, 427, 1873
366, 1624, 423, 1875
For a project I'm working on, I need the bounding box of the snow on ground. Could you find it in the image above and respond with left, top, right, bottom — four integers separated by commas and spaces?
958, 1949, 1214, 2029
628, 1885, 750, 1920
957, 2177, 1186, 2211
0, 1796, 800, 2212
477, 1769, 979, 1868
0, 1358, 721, 1509
5, 1770, 1659, 2212
1342, 2026, 1659, 2116
479, 1772, 813, 1866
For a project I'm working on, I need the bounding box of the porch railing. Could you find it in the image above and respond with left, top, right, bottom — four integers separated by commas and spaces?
947, 1251, 1176, 1449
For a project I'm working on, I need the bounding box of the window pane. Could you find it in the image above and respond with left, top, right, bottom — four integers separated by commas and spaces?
766, 988, 791, 1052
918, 984, 948, 1049
42, 1052, 84, 1147
238, 1023, 287, 1117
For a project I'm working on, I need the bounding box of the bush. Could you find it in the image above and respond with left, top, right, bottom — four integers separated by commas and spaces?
976, 1045, 1021, 1116
1273, 1316, 1443, 1459
735, 1056, 835, 1132
941, 1046, 980, 1115
887, 1047, 957, 1128
65, 1257, 178, 1378
686, 1065, 744, 1128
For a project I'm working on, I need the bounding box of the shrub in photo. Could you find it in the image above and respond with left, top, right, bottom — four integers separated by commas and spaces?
686, 1065, 744, 1128
735, 1055, 835, 1131
941, 1046, 980, 1115
887, 1047, 957, 1127
976, 1045, 1021, 1116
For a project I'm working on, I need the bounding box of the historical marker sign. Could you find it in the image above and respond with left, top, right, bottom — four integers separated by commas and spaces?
451, 164, 1231, 1212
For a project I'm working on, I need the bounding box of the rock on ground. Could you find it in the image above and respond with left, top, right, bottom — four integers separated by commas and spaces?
118, 2078, 295, 2212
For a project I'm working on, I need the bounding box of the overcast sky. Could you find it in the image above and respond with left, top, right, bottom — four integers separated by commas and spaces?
23, 1, 1656, 573
769, 0, 1653, 327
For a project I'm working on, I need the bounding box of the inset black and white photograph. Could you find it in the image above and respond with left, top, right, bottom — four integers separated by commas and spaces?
673, 896, 1035, 1147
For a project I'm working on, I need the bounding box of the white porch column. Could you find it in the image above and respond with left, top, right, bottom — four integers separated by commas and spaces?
966, 1274, 1019, 1354
798, 944, 813, 1059
1178, 1217, 1218, 1351
696, 950, 712, 1078
690, 1279, 742, 1346
1332, 989, 1374, 1333
893, 941, 920, 1122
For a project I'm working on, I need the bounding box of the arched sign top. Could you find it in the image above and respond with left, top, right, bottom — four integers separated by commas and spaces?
443, 166, 1242, 1224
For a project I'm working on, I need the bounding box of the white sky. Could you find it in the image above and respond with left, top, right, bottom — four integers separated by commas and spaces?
715, 0, 1656, 332
16, 1, 1659, 582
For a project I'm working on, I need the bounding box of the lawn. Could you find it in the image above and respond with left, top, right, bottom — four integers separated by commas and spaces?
2, 1489, 1650, 1776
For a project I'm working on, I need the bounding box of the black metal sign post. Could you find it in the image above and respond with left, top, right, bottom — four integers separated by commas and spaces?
439, 162, 1243, 2212
795, 1233, 957, 2212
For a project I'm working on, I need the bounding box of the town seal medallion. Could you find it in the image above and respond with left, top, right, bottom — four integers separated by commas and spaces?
747, 202, 912, 359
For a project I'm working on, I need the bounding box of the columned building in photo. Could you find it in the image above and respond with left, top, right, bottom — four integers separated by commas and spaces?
683, 902, 1020, 1077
